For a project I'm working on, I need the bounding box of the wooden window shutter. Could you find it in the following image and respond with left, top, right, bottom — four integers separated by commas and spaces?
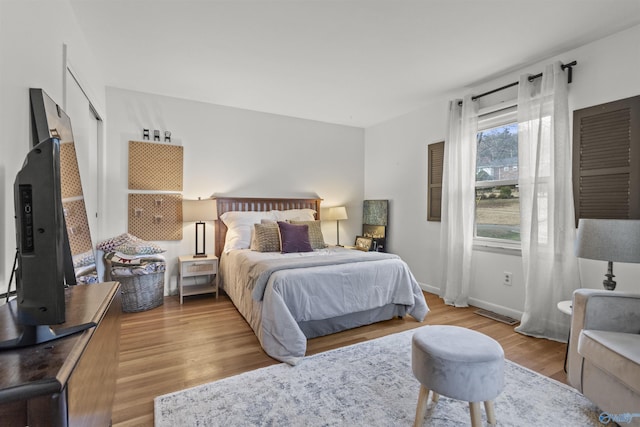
573, 95, 640, 225
428, 141, 444, 221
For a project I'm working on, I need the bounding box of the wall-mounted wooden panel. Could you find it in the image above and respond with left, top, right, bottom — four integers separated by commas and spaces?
128, 193, 183, 241
128, 141, 183, 191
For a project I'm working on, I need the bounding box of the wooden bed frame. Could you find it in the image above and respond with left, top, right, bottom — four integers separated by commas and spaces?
211, 196, 428, 364
214, 196, 322, 258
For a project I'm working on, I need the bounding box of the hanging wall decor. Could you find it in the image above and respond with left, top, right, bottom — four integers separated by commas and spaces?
128, 141, 183, 191
128, 140, 184, 241
128, 193, 183, 241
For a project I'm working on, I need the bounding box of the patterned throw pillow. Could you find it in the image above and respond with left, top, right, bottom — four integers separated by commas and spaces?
251, 222, 281, 252
290, 220, 326, 249
220, 211, 276, 252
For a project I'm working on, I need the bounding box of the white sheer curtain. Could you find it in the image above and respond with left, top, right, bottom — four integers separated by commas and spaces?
439, 95, 478, 307
515, 62, 580, 341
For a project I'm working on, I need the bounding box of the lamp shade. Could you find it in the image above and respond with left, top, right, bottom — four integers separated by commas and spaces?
182, 199, 217, 222
326, 206, 348, 221
575, 219, 640, 263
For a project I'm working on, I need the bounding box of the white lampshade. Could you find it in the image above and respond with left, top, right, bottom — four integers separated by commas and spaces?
326, 206, 348, 221
182, 199, 217, 222
575, 219, 640, 263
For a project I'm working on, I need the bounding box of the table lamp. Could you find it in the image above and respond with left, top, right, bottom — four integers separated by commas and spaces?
183, 198, 217, 258
575, 219, 640, 290
326, 206, 348, 246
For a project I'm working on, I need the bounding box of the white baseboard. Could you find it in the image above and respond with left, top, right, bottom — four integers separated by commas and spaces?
467, 297, 523, 321
417, 282, 523, 322
418, 282, 440, 295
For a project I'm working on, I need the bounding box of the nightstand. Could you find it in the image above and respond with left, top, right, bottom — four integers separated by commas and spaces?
557, 300, 572, 315
557, 299, 573, 373
178, 255, 218, 304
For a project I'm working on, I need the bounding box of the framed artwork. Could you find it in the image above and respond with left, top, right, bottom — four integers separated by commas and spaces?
355, 236, 373, 251
363, 200, 388, 226
363, 225, 385, 239
363, 224, 386, 252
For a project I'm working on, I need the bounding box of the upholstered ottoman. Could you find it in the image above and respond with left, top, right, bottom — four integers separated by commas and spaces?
411, 325, 505, 427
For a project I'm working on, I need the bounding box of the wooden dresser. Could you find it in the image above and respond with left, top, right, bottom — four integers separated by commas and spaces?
0, 282, 121, 426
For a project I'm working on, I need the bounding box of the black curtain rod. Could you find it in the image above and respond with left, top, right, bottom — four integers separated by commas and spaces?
457, 60, 577, 106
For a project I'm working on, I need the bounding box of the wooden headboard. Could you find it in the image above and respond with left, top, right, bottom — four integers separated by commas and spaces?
214, 196, 322, 258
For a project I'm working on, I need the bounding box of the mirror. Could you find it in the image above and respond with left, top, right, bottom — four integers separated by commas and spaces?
30, 89, 97, 284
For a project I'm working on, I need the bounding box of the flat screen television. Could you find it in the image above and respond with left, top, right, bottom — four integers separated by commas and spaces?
14, 137, 68, 326
0, 89, 95, 349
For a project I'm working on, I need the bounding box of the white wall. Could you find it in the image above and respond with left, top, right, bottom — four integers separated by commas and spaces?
364, 24, 640, 319
364, 101, 449, 286
0, 0, 105, 295
105, 88, 364, 294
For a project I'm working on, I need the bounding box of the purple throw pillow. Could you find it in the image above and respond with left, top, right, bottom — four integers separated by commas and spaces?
277, 221, 313, 253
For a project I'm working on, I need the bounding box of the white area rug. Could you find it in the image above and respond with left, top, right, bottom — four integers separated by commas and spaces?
154, 327, 600, 426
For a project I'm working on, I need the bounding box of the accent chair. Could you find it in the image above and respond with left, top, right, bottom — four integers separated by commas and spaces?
567, 289, 640, 424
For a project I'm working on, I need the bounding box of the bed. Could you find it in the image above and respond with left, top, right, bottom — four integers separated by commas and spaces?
214, 196, 429, 365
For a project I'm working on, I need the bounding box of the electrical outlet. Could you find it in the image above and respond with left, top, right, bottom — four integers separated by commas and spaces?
503, 271, 512, 286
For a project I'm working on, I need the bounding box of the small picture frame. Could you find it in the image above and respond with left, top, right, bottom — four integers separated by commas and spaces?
355, 236, 373, 251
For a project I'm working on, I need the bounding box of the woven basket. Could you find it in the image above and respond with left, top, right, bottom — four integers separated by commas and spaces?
114, 272, 165, 313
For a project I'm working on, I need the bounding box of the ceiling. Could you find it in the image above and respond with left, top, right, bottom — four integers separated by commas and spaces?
69, 0, 640, 128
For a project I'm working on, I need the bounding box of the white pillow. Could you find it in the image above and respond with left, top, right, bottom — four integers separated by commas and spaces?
272, 209, 316, 222
220, 211, 276, 252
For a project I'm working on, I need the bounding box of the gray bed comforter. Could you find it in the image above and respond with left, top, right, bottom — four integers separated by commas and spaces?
220, 247, 429, 365
243, 250, 403, 300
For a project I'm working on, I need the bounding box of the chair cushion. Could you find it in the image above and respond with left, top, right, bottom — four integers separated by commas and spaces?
578, 330, 640, 395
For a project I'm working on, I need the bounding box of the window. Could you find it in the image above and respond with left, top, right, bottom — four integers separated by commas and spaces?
475, 106, 520, 243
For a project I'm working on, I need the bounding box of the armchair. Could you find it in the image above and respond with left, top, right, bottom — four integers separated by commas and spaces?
567, 289, 640, 421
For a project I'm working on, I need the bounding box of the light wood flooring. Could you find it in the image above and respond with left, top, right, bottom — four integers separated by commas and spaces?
112, 291, 568, 427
